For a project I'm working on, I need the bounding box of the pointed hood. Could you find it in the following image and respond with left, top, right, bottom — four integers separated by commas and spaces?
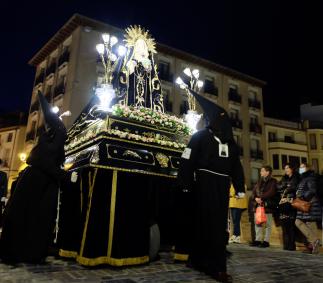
37, 91, 66, 133
188, 89, 234, 142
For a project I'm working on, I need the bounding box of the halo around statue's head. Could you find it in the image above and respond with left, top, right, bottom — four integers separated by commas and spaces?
124, 25, 157, 54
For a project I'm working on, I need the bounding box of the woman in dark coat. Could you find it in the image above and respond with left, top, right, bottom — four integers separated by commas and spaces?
176, 90, 245, 283
277, 163, 299, 250
0, 91, 67, 263
295, 162, 322, 254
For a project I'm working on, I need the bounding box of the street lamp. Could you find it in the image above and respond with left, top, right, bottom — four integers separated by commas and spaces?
175, 67, 204, 133
96, 33, 127, 111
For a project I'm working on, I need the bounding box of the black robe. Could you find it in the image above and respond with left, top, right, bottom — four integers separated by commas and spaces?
0, 129, 66, 263
176, 128, 244, 273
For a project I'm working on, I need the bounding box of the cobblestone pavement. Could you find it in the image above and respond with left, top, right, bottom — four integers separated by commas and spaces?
0, 244, 322, 283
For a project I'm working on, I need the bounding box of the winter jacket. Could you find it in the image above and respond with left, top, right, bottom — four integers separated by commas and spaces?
296, 170, 322, 221
277, 174, 299, 220
252, 176, 277, 213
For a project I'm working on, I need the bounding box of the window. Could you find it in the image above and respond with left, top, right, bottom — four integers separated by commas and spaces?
320, 134, 323, 150
7, 133, 13, 142
248, 90, 257, 100
158, 61, 171, 81
272, 154, 279, 170
3, 148, 10, 167
309, 134, 317, 150
289, 156, 300, 167
268, 132, 276, 142
250, 139, 260, 150
233, 135, 241, 146
284, 134, 294, 143
250, 114, 258, 124
312, 158, 319, 173
230, 109, 239, 120
204, 76, 217, 95
162, 89, 172, 112
282, 155, 288, 167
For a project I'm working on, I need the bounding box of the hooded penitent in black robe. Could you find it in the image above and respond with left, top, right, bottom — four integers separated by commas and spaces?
0, 92, 67, 263
176, 89, 245, 279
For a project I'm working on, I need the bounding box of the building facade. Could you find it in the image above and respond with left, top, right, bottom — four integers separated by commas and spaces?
0, 125, 26, 187
264, 117, 308, 178
25, 14, 266, 188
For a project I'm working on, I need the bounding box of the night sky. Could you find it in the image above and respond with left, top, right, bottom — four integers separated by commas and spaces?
1, 1, 322, 120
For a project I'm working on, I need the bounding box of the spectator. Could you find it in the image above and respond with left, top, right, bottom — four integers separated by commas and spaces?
251, 165, 277, 248
229, 184, 247, 243
295, 162, 321, 254
277, 163, 299, 250
0, 159, 8, 226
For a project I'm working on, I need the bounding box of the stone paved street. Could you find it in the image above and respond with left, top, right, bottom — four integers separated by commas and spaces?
0, 244, 322, 283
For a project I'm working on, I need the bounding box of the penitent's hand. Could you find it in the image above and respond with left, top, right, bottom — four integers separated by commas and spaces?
71, 171, 78, 183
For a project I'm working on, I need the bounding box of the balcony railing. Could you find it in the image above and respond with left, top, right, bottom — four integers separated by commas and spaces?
268, 138, 306, 145
250, 149, 263, 160
54, 83, 65, 97
35, 70, 45, 85
46, 62, 56, 77
249, 123, 262, 134
248, 99, 261, 109
230, 118, 243, 129
26, 130, 36, 142
159, 72, 173, 83
228, 89, 242, 103
30, 101, 39, 113
58, 51, 70, 66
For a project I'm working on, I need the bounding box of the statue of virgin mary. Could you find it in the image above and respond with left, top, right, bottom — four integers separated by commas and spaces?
113, 26, 164, 112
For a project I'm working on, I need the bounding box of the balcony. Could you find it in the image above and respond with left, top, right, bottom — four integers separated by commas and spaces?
249, 123, 262, 134
30, 101, 39, 113
46, 62, 56, 77
230, 118, 243, 129
58, 50, 70, 66
35, 70, 45, 85
248, 99, 261, 109
159, 72, 173, 83
250, 149, 263, 160
25, 130, 36, 142
228, 89, 241, 103
54, 83, 65, 97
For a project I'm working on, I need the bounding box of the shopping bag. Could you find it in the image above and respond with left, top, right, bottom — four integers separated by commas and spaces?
255, 205, 267, 225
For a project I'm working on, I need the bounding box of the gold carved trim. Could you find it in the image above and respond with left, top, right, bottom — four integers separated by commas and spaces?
107, 170, 118, 257
59, 249, 149, 267
106, 144, 156, 166
79, 168, 98, 257
90, 164, 177, 179
174, 253, 189, 261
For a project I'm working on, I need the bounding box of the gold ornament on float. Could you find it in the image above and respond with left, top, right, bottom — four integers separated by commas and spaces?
124, 25, 157, 54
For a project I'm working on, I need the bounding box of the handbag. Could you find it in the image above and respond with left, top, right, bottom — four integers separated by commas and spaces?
255, 205, 267, 225
291, 198, 311, 213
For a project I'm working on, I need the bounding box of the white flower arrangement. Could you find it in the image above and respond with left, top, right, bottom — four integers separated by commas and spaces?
65, 126, 186, 152
112, 104, 191, 135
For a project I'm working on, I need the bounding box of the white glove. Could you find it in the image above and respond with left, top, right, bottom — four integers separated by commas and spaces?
71, 172, 78, 183
236, 192, 245, 199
